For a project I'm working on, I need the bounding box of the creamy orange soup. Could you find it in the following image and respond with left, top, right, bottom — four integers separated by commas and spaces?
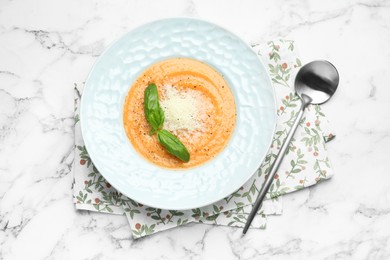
123, 58, 236, 169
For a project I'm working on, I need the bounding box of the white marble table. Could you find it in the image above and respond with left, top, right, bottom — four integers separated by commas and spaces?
1, 0, 390, 259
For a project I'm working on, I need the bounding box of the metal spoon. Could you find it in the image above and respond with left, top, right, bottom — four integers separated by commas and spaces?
243, 60, 339, 234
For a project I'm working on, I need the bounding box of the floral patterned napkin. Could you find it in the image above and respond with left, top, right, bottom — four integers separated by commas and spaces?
73, 39, 336, 239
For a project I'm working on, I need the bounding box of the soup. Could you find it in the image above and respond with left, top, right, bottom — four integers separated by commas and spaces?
123, 58, 236, 169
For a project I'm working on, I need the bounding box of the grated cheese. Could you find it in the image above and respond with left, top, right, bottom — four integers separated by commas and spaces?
160, 85, 211, 140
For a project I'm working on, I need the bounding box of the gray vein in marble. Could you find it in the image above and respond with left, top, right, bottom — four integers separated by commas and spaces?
356, 204, 390, 218
45, 146, 74, 182
185, 0, 198, 16
227, 236, 242, 259
9, 27, 103, 57
40, 115, 74, 134
357, 1, 390, 8
0, 140, 74, 240
368, 79, 377, 99
241, 238, 303, 258
0, 88, 33, 102
0, 70, 20, 78
323, 237, 390, 259
0, 90, 31, 145
43, 230, 69, 260
302, 187, 329, 214
74, 84, 82, 99
266, 8, 351, 38
265, 1, 390, 39
196, 225, 212, 252
182, 245, 199, 260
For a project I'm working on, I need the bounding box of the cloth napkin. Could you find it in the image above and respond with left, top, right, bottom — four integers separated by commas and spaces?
72, 39, 336, 239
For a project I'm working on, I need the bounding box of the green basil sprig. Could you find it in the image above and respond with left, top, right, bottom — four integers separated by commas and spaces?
144, 83, 190, 162
157, 130, 190, 162
144, 83, 164, 134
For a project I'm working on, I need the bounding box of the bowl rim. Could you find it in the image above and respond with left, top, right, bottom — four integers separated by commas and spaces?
80, 17, 277, 210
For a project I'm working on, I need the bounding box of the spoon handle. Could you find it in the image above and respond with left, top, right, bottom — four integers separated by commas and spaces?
243, 104, 306, 234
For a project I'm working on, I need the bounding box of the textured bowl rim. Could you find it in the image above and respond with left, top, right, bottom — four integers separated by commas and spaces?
80, 17, 277, 210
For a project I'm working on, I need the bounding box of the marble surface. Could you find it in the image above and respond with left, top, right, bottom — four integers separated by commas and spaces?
1, 0, 390, 259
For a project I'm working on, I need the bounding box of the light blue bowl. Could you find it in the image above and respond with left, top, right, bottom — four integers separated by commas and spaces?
80, 18, 276, 210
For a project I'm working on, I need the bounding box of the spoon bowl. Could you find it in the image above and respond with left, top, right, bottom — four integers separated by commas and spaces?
295, 60, 339, 105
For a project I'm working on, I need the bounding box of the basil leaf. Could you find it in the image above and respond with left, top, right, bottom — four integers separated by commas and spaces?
144, 83, 164, 133
144, 83, 190, 162
157, 130, 190, 162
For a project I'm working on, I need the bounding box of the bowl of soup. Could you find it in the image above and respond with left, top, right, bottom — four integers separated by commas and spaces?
123, 58, 236, 169
80, 18, 276, 210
